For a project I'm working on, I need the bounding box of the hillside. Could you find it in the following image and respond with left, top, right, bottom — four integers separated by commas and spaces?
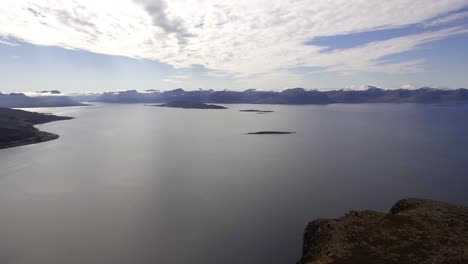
0, 108, 72, 149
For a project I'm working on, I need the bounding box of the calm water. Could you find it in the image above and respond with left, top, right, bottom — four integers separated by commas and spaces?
1, 103, 468, 264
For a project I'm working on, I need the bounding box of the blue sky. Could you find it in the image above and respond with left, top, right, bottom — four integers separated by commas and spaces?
0, 1, 467, 93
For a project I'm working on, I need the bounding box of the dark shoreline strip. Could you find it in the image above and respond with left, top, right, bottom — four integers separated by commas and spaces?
246, 131, 295, 135
239, 109, 274, 113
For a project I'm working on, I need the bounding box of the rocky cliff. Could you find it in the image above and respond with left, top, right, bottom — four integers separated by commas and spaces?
298, 198, 468, 264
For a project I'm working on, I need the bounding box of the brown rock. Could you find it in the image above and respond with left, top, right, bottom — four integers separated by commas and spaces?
298, 198, 468, 264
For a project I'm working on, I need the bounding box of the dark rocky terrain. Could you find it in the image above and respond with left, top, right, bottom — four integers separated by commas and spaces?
246, 131, 295, 134
239, 109, 274, 113
86, 87, 468, 105
298, 198, 468, 264
0, 108, 72, 149
0, 93, 85, 108
149, 101, 227, 109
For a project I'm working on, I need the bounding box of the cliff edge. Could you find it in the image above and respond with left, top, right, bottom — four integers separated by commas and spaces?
298, 198, 468, 264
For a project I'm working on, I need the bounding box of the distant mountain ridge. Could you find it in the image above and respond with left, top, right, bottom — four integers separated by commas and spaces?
0, 92, 85, 108
79, 86, 468, 105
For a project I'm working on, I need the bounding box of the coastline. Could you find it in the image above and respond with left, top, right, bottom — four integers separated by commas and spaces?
0, 108, 73, 150
0, 130, 60, 150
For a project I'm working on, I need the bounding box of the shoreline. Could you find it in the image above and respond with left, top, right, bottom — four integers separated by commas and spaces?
0, 130, 60, 150
0, 108, 73, 150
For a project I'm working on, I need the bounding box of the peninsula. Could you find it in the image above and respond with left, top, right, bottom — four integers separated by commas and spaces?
0, 108, 73, 149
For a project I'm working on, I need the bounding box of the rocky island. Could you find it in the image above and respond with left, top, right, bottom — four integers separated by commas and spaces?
246, 131, 295, 134
240, 109, 274, 113
298, 198, 468, 264
149, 101, 227, 109
0, 108, 73, 149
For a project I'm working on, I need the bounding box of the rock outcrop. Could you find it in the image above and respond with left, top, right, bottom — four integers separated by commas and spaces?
298, 198, 468, 264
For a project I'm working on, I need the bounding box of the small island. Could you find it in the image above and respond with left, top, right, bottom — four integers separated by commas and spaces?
246, 131, 295, 135
239, 109, 274, 113
149, 101, 227, 109
0, 108, 73, 149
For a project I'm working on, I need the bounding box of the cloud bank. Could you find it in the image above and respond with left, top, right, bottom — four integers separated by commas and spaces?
0, 0, 467, 88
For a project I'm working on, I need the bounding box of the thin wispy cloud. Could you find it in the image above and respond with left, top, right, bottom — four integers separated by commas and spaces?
0, 39, 18, 46
400, 84, 416, 89
423, 10, 468, 28
163, 74, 190, 83
313, 27, 468, 73
0, 0, 467, 89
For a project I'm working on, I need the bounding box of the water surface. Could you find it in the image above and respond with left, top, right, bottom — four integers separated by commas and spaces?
1, 103, 468, 263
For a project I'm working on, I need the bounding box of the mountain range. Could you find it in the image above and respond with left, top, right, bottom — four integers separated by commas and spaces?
1, 87, 468, 108
83, 86, 468, 105
0, 92, 86, 108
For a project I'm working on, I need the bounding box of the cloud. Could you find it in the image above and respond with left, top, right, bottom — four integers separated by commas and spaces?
400, 84, 415, 89
0, 0, 467, 89
0, 39, 18, 46
309, 27, 468, 73
203, 70, 232, 78
135, 0, 192, 44
24, 90, 62, 96
163, 74, 190, 83
238, 71, 306, 90
344, 85, 378, 90
423, 10, 468, 28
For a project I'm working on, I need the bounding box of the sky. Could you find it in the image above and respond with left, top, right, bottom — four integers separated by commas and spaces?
0, 0, 468, 93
